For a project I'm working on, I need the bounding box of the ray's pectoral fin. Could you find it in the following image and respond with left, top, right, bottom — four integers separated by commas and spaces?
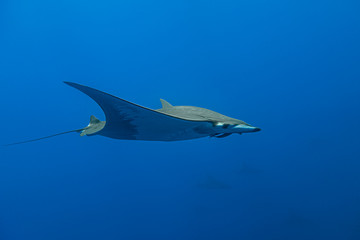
194, 125, 213, 134
80, 115, 106, 136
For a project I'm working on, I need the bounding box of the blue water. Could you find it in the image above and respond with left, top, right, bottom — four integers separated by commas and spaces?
1, 0, 360, 239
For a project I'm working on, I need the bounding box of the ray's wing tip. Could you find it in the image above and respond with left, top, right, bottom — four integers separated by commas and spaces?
64, 81, 80, 87
63, 82, 91, 92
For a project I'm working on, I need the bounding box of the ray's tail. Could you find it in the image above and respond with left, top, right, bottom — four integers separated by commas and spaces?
4, 129, 83, 146
4, 115, 105, 147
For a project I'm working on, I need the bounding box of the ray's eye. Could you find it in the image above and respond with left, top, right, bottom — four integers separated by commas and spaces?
222, 124, 230, 129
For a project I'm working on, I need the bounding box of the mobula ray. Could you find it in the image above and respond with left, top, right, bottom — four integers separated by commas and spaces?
7, 82, 260, 145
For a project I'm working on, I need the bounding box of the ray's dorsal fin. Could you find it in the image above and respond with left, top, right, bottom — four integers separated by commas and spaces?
160, 99, 173, 110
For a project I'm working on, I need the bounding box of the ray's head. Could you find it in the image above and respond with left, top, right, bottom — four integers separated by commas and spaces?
214, 121, 261, 134
233, 123, 261, 133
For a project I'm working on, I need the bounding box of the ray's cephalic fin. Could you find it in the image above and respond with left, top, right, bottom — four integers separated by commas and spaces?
209, 133, 233, 138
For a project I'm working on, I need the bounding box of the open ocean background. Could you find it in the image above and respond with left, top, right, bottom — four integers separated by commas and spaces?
1, 0, 360, 239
